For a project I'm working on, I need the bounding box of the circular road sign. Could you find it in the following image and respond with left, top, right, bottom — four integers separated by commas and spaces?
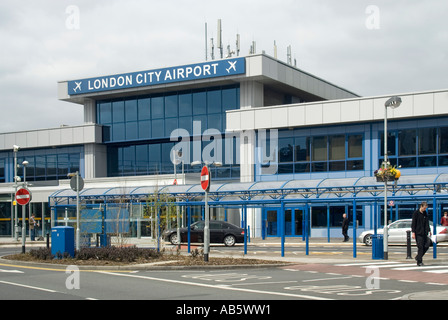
70, 175, 84, 192
200, 166, 210, 191
16, 188, 31, 206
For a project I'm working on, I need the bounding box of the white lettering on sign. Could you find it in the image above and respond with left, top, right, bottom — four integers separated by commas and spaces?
68, 59, 243, 95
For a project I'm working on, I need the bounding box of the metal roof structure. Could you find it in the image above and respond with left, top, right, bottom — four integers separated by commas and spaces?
49, 174, 448, 207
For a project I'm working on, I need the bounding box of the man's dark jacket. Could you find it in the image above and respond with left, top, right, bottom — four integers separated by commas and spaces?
411, 209, 430, 236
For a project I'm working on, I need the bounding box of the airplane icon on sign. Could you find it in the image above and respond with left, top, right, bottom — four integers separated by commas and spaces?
226, 61, 237, 73
73, 81, 82, 93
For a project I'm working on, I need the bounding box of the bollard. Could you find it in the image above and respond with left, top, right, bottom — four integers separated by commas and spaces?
406, 230, 412, 259
46, 232, 50, 249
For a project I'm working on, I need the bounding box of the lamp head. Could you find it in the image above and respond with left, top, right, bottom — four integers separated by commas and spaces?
385, 96, 402, 109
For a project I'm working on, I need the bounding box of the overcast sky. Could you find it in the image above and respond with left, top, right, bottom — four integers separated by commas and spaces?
1, 0, 447, 133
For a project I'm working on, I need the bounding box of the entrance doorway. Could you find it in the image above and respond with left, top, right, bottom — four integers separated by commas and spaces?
263, 207, 304, 237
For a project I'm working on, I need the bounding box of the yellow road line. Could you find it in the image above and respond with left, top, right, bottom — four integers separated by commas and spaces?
0, 262, 135, 273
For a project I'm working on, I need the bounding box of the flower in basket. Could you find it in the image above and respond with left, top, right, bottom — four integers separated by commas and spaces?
374, 162, 401, 181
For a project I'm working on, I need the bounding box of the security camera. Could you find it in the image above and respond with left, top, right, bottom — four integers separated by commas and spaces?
13, 145, 20, 152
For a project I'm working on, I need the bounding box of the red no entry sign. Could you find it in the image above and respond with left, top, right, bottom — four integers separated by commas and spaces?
200, 166, 210, 191
16, 188, 31, 206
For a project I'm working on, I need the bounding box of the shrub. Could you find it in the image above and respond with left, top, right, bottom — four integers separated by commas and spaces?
75, 246, 162, 263
29, 247, 54, 260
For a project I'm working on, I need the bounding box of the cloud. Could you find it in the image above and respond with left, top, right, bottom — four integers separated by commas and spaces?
1, 0, 448, 132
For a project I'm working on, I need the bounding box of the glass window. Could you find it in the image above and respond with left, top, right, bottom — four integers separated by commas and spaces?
161, 142, 175, 172
419, 128, 436, 155
440, 127, 448, 154
138, 98, 151, 121
399, 157, 416, 168
57, 154, 69, 177
179, 116, 193, 133
98, 102, 112, 124
295, 137, 310, 162
35, 155, 46, 177
151, 119, 164, 138
380, 131, 397, 157
165, 94, 178, 118
138, 120, 151, 139
278, 163, 294, 174
69, 153, 80, 174
295, 162, 310, 173
278, 138, 294, 162
112, 123, 125, 141
207, 89, 222, 114
311, 206, 327, 227
329, 161, 345, 171
126, 122, 138, 140
193, 91, 206, 115
112, 100, 125, 123
46, 155, 57, 177
329, 135, 345, 160
148, 144, 161, 172
348, 134, 363, 158
151, 96, 164, 119
312, 136, 327, 161
179, 93, 192, 116
398, 129, 416, 156
136, 145, 148, 174
207, 114, 222, 131
439, 155, 448, 166
125, 99, 137, 122
0, 159, 4, 182
165, 118, 178, 137
193, 115, 207, 133
347, 160, 363, 171
312, 162, 327, 172
419, 156, 437, 167
123, 146, 135, 175
222, 87, 239, 111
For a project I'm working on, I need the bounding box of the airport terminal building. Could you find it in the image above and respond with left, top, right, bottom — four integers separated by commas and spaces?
1, 54, 447, 241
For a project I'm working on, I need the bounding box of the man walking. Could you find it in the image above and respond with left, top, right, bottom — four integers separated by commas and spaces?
342, 213, 349, 242
412, 201, 431, 266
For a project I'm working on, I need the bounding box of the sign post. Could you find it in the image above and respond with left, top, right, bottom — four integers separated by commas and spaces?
16, 188, 31, 254
201, 166, 210, 262
69, 172, 84, 252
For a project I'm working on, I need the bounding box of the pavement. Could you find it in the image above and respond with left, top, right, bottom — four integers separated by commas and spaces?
1, 236, 447, 300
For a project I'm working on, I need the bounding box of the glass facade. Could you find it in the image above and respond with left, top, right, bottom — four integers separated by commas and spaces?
263, 131, 364, 175
0, 146, 83, 182
97, 85, 240, 178
379, 126, 448, 168
97, 85, 239, 143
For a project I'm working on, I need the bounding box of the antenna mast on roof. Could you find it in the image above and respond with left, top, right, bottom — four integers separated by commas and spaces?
205, 22, 208, 61
287, 45, 292, 65
236, 34, 240, 56
217, 19, 223, 59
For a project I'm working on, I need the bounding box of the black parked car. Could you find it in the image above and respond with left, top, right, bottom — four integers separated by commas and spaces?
163, 220, 245, 247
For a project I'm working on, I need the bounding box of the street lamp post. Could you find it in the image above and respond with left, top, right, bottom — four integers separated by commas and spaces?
21, 160, 28, 253
13, 145, 20, 241
68, 171, 81, 251
383, 96, 402, 260
172, 149, 184, 251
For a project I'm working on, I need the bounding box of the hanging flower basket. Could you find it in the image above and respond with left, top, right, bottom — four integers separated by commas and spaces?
374, 163, 401, 182
375, 175, 396, 182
